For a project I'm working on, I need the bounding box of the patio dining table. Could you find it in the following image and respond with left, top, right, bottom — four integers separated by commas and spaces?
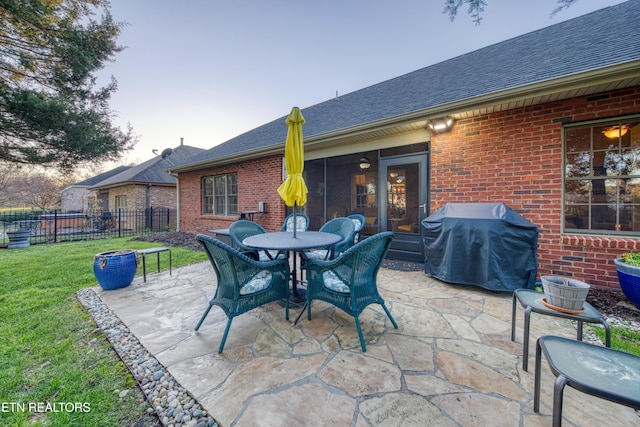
242, 231, 340, 304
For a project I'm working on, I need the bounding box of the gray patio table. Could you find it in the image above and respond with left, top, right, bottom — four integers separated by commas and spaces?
511, 288, 611, 371
534, 335, 640, 426
243, 231, 341, 304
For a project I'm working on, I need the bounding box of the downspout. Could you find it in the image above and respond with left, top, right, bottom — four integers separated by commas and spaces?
146, 183, 151, 210
170, 172, 180, 231
146, 183, 152, 230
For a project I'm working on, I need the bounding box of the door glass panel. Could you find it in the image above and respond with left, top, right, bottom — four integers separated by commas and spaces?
387, 163, 420, 234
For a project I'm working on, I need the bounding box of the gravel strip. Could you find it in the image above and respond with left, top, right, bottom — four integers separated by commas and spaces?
583, 314, 640, 344
76, 288, 218, 427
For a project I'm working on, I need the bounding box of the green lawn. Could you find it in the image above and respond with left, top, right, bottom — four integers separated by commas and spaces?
0, 237, 206, 426
595, 325, 640, 357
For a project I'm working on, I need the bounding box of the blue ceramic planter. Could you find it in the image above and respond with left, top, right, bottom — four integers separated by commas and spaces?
93, 250, 138, 290
614, 258, 640, 309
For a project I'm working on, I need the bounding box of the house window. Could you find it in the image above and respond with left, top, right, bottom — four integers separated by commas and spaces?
203, 173, 237, 215
564, 118, 640, 235
115, 195, 127, 220
115, 195, 127, 210
352, 172, 376, 210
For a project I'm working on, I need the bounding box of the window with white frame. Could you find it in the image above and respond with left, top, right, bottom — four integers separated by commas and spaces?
115, 195, 127, 210
564, 117, 640, 235
203, 173, 237, 215
115, 195, 127, 220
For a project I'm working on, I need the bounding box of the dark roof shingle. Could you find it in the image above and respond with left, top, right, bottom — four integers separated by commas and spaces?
73, 165, 132, 187
186, 1, 640, 166
92, 145, 205, 188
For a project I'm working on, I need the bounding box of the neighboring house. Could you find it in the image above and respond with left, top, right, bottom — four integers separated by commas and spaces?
60, 166, 131, 212
170, 1, 640, 289
90, 142, 204, 214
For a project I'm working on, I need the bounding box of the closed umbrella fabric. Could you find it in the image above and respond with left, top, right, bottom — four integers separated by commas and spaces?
277, 106, 308, 207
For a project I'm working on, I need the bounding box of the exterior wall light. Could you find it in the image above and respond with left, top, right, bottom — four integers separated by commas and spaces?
359, 155, 371, 170
428, 116, 455, 134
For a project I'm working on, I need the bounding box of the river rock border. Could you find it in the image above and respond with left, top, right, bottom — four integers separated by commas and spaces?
76, 288, 218, 427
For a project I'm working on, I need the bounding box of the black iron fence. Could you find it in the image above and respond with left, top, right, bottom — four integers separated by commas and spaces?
0, 208, 176, 247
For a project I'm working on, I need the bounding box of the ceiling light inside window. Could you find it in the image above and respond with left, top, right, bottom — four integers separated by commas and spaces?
603, 124, 629, 139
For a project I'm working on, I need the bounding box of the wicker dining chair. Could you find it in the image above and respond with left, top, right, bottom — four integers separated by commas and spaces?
347, 213, 366, 243
277, 213, 311, 259
280, 213, 310, 233
302, 217, 356, 262
229, 220, 273, 261
194, 234, 290, 353
304, 231, 397, 351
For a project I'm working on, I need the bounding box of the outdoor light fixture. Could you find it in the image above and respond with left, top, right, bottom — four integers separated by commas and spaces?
359, 155, 371, 170
428, 116, 455, 134
603, 124, 629, 139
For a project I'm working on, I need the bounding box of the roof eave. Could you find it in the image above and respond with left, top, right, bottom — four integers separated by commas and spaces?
168, 145, 284, 173
90, 181, 176, 191
171, 60, 640, 173
438, 60, 640, 119
308, 63, 640, 143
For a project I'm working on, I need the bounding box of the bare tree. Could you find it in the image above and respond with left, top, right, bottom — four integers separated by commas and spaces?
444, 0, 581, 24
0, 162, 21, 207
9, 173, 62, 210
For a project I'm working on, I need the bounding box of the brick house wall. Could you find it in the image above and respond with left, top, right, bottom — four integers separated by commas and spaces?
430, 86, 640, 289
149, 185, 176, 209
179, 155, 286, 233
108, 185, 138, 211
177, 86, 639, 289
107, 184, 176, 211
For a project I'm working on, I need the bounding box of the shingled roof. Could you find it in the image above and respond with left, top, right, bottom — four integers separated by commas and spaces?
72, 166, 132, 187
91, 144, 205, 189
175, 0, 640, 171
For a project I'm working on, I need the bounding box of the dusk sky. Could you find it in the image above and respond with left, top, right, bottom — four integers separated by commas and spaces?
97, 0, 628, 165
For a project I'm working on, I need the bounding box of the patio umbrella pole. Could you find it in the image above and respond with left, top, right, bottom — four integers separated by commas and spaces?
277, 106, 307, 304
292, 202, 298, 296
293, 203, 297, 239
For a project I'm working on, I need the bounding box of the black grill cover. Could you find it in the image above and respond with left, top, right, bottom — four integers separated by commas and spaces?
422, 203, 538, 291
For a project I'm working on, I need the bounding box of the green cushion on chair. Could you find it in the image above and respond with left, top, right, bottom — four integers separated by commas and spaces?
240, 270, 272, 295
323, 270, 350, 293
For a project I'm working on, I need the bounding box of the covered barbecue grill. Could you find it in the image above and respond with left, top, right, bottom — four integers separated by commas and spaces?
422, 202, 538, 291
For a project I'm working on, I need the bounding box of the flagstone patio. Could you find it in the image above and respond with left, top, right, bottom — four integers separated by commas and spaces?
90, 261, 639, 426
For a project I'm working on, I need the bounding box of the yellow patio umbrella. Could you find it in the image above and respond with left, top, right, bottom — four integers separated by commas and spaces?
277, 106, 308, 237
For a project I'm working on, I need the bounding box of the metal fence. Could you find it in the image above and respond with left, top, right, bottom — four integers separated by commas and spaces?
0, 208, 177, 247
